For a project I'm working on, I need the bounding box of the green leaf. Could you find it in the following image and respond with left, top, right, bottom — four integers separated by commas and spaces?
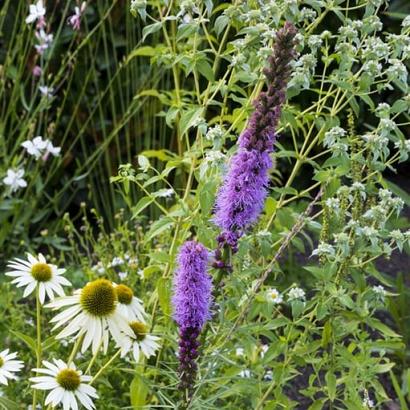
214, 15, 229, 36
308, 399, 326, 410
0, 397, 19, 410
132, 197, 153, 219
130, 374, 149, 408
367, 318, 401, 338
326, 371, 337, 401
126, 46, 156, 63
157, 277, 172, 316
10, 330, 36, 352
42, 336, 58, 351
374, 362, 395, 373
196, 60, 214, 82
142, 22, 162, 41
321, 320, 332, 347
199, 180, 217, 216
145, 217, 174, 242
179, 107, 204, 136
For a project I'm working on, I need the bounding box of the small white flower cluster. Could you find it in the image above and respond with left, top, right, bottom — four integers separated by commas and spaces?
199, 149, 226, 180
264, 287, 306, 305
323, 127, 347, 148
372, 285, 386, 299
312, 242, 336, 258
289, 54, 317, 90
287, 287, 306, 301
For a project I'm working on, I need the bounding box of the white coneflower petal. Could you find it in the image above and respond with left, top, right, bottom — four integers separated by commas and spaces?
114, 283, 146, 322
31, 360, 98, 410
118, 321, 160, 363
6, 253, 71, 304
0, 349, 24, 385
47, 279, 132, 354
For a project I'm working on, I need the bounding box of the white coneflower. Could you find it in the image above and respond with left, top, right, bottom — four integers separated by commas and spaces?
6, 253, 71, 304
30, 359, 98, 410
119, 321, 159, 362
114, 284, 146, 322
47, 279, 132, 354
0, 349, 24, 385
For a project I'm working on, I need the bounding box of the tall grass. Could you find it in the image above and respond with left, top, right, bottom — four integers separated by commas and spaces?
0, 1, 174, 259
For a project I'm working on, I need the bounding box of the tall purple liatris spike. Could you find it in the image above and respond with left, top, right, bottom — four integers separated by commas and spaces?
213, 22, 297, 254
172, 241, 212, 397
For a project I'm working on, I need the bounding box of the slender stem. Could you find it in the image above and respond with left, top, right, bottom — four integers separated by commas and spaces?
85, 341, 103, 374
32, 286, 42, 409
67, 334, 84, 365
90, 349, 121, 385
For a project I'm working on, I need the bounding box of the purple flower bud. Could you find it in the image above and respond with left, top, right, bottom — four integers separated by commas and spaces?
32, 65, 42, 77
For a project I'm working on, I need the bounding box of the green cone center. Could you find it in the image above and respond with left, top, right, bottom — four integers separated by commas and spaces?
56, 368, 80, 391
116, 284, 133, 305
129, 321, 148, 341
31, 263, 52, 282
80, 279, 116, 317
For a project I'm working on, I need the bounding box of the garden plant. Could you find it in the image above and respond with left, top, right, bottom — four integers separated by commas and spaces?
0, 0, 410, 409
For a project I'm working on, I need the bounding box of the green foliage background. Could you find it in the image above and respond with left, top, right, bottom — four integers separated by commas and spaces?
0, 0, 409, 409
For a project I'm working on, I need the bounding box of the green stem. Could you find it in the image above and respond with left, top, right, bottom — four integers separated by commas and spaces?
67, 334, 84, 365
32, 286, 42, 409
85, 340, 103, 374
90, 349, 121, 385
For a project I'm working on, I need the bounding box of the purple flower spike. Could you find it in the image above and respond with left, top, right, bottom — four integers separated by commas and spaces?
213, 149, 272, 233
173, 241, 212, 330
213, 22, 297, 253
172, 241, 212, 395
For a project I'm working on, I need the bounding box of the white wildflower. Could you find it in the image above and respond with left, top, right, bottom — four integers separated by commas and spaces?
3, 169, 27, 192
21, 136, 48, 159
26, 0, 46, 24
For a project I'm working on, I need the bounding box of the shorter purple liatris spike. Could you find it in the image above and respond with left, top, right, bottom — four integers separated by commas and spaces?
172, 241, 212, 397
